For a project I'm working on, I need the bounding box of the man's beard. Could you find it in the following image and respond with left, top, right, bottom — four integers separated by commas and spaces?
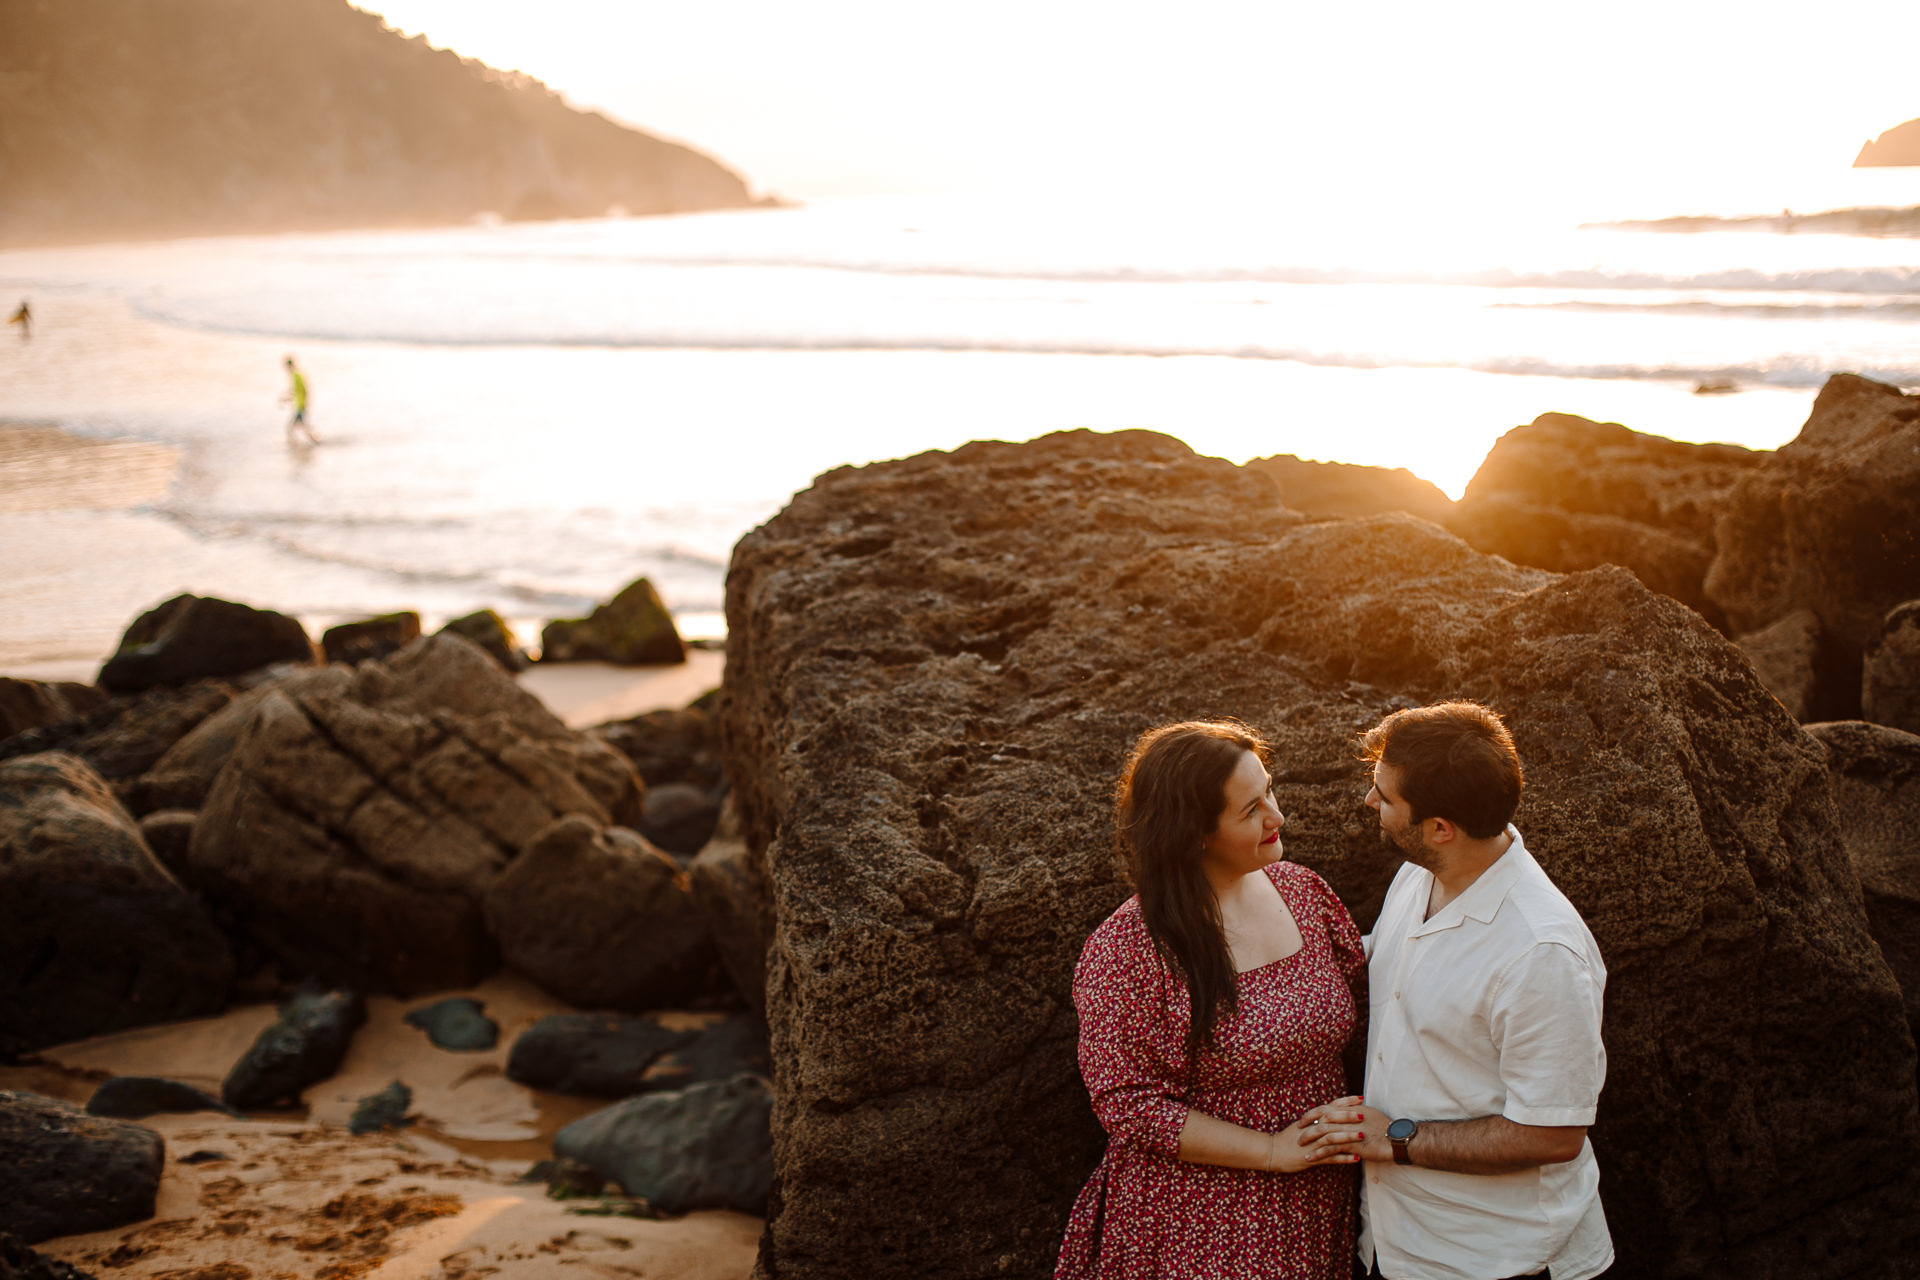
1381, 820, 1438, 871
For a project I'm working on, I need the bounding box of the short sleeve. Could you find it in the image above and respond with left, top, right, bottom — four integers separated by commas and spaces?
1489, 942, 1607, 1127
1071, 912, 1192, 1158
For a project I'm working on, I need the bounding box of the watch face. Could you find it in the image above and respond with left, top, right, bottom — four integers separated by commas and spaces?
1386, 1118, 1418, 1142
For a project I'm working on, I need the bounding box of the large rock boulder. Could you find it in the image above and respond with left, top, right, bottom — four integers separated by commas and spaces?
688, 795, 771, 1015
1803, 721, 1920, 1063
0, 1092, 163, 1244
482, 814, 717, 1008
127, 666, 343, 814
541, 578, 687, 665
0, 753, 233, 1058
1706, 374, 1920, 713
184, 634, 643, 993
721, 428, 1920, 1280
1863, 601, 1920, 735
554, 1073, 772, 1215
594, 705, 724, 792
1241, 453, 1455, 524
1445, 412, 1762, 627
97, 594, 317, 693
321, 612, 421, 666
0, 680, 107, 744
1732, 609, 1857, 723
505, 1012, 698, 1098
437, 610, 531, 673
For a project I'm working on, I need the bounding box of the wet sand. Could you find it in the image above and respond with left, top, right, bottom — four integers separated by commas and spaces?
7, 972, 757, 1279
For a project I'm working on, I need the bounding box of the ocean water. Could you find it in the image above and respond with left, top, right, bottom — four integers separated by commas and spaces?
3, 171, 1918, 674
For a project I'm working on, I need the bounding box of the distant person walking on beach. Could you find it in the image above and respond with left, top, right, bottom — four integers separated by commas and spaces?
7, 299, 28, 340
280, 355, 319, 445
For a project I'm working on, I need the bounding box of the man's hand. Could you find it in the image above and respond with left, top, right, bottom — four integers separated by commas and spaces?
1350, 1105, 1587, 1175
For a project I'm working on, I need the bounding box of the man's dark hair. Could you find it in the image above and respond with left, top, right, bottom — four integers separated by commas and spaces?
1360, 701, 1522, 839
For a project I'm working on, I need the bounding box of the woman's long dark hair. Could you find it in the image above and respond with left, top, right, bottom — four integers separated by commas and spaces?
1115, 719, 1267, 1057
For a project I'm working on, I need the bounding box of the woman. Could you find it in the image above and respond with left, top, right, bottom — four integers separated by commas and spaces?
1054, 720, 1367, 1279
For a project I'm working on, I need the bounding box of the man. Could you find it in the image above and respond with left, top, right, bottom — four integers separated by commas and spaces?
1352, 701, 1611, 1280
280, 355, 319, 445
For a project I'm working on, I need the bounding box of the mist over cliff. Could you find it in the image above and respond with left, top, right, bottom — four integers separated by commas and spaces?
0, 0, 760, 247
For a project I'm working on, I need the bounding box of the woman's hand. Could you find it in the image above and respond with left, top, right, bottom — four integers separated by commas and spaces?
1268, 1095, 1368, 1173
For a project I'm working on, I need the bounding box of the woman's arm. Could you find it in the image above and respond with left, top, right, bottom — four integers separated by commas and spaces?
1179, 1098, 1367, 1173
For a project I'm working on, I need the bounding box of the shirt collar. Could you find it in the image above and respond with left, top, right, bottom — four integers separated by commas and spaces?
1409, 825, 1531, 935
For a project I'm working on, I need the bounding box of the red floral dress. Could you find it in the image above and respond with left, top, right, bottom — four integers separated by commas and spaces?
1055, 860, 1366, 1280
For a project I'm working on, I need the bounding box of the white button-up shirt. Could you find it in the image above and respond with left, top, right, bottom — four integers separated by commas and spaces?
1358, 828, 1613, 1280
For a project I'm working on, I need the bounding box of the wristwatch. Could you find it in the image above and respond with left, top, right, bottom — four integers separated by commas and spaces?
1386, 1117, 1419, 1165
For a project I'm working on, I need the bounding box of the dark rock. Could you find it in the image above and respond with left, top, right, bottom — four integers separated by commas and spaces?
135, 809, 195, 877
720, 427, 1919, 1280
347, 1080, 412, 1135
221, 990, 365, 1110
515, 1156, 606, 1197
438, 610, 531, 673
554, 1073, 771, 1215
97, 594, 317, 694
1707, 374, 1920, 714
0, 682, 235, 785
184, 634, 642, 994
86, 1077, 239, 1120
1805, 721, 1920, 1073
321, 612, 421, 666
1733, 609, 1856, 722
0, 1231, 99, 1280
640, 1014, 770, 1093
0, 680, 107, 743
482, 815, 718, 1009
1242, 452, 1455, 524
0, 753, 233, 1058
541, 578, 686, 665
593, 706, 723, 791
505, 1013, 698, 1098
1864, 601, 1920, 735
402, 997, 497, 1052
0, 1091, 164, 1244
1444, 411, 1761, 626
635, 782, 720, 859
687, 796, 771, 1016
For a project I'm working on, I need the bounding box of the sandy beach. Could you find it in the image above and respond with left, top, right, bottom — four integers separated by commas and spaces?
3, 973, 760, 1280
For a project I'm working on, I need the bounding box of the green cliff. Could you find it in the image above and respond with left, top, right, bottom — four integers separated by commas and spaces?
0, 0, 759, 246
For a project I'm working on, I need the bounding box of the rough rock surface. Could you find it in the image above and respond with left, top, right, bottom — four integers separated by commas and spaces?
1733, 609, 1845, 722
1863, 601, 1920, 735
483, 815, 717, 1008
129, 667, 343, 814
1241, 453, 1455, 524
1706, 374, 1920, 712
0, 680, 108, 744
321, 612, 421, 666
184, 634, 642, 993
505, 1013, 699, 1098
1804, 721, 1920, 1066
0, 753, 233, 1058
0, 1091, 164, 1244
1445, 412, 1761, 626
221, 990, 366, 1110
555, 1073, 772, 1215
97, 594, 316, 693
721, 428, 1920, 1280
688, 795, 771, 1015
542, 577, 687, 665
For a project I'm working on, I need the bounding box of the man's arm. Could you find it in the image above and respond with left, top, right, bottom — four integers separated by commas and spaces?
1351, 1108, 1585, 1174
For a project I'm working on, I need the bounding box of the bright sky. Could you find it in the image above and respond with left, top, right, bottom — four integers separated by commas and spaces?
358, 0, 1919, 204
